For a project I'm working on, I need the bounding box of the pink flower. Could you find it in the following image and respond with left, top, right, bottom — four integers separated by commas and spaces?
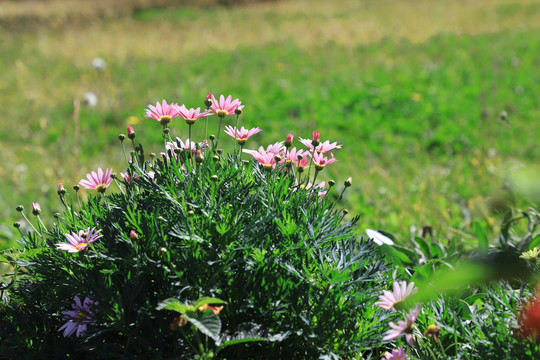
283, 147, 306, 168
145, 100, 180, 126
299, 137, 343, 156
310, 151, 337, 171
59, 295, 98, 337
210, 94, 244, 118
56, 227, 103, 253
247, 148, 277, 171
375, 281, 418, 311
298, 181, 327, 196
383, 306, 420, 346
224, 126, 262, 145
311, 130, 320, 145
265, 141, 285, 154
176, 105, 212, 125
383, 347, 408, 360
204, 93, 213, 107
127, 125, 135, 139
79, 168, 113, 193
32, 202, 41, 216
165, 138, 207, 157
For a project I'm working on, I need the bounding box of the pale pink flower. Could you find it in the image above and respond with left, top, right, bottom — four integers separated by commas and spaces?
297, 181, 327, 196
121, 172, 140, 184
79, 168, 113, 193
224, 126, 262, 145
310, 151, 337, 170
165, 138, 207, 156
247, 148, 277, 171
375, 281, 418, 311
283, 147, 306, 168
265, 141, 285, 154
383, 306, 420, 346
59, 295, 98, 337
383, 347, 408, 360
56, 227, 103, 253
176, 105, 213, 125
145, 100, 180, 126
210, 94, 244, 118
299, 137, 343, 155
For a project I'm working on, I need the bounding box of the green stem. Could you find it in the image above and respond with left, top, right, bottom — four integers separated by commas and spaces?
233, 113, 240, 155
215, 116, 224, 153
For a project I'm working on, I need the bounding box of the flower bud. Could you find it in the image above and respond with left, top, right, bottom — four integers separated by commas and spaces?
204, 93, 213, 108
13, 222, 20, 228
32, 202, 41, 216
235, 107, 242, 115
274, 155, 282, 162
187, 210, 195, 216
16, 205, 24, 212
311, 130, 321, 147
150, 153, 156, 159
57, 184, 66, 196
160, 247, 168, 253
284, 133, 294, 148
209, 134, 216, 141
54, 213, 60, 219
328, 180, 335, 187
195, 150, 204, 164
343, 209, 349, 215
129, 230, 139, 241
344, 177, 352, 188
127, 125, 135, 140
212, 155, 220, 162
217, 149, 223, 155
73, 184, 80, 191
163, 128, 170, 135
118, 134, 125, 141
210, 175, 219, 182
157, 216, 164, 221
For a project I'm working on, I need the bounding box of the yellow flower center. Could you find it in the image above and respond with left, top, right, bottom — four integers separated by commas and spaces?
263, 164, 273, 171
185, 118, 196, 125
217, 110, 228, 118
75, 242, 88, 251
96, 184, 107, 193
237, 139, 247, 145
159, 115, 172, 125
77, 312, 88, 319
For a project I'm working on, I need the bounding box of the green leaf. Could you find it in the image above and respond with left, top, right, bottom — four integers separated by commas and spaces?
194, 297, 226, 310
156, 298, 193, 314
183, 311, 222, 342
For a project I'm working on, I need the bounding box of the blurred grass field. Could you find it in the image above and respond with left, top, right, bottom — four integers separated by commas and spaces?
1, 0, 539, 248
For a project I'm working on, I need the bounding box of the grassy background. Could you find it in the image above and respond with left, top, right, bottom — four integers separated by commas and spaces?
1, 0, 539, 248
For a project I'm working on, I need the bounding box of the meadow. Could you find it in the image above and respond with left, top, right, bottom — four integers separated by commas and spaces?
1, 0, 540, 249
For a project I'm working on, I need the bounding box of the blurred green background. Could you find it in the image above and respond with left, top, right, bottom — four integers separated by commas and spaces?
1, 0, 539, 248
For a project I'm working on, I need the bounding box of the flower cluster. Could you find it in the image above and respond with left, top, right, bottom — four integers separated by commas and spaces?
59, 295, 98, 337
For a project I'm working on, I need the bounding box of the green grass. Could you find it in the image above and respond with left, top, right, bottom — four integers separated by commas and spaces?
1, 0, 540, 249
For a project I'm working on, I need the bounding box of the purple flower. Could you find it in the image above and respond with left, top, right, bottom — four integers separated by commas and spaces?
383, 306, 420, 346
375, 281, 417, 311
383, 347, 408, 360
59, 295, 98, 337
56, 227, 103, 253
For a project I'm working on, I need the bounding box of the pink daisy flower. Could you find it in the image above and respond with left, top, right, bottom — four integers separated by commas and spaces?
283, 147, 306, 168
383, 347, 408, 360
310, 151, 337, 171
297, 181, 327, 197
299, 137, 343, 155
56, 227, 103, 253
383, 306, 420, 346
224, 126, 262, 145
79, 168, 113, 193
375, 281, 418, 311
247, 148, 277, 171
145, 100, 180, 126
210, 94, 245, 118
176, 105, 212, 125
59, 295, 98, 337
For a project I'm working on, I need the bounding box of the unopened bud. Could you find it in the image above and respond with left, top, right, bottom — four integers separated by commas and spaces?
54, 213, 60, 219
195, 150, 204, 164
217, 149, 223, 155
118, 134, 125, 141
163, 128, 170, 135
311, 130, 321, 147
297, 154, 304, 161
210, 175, 219, 182
150, 152, 156, 159
73, 184, 80, 191
57, 184, 66, 196
13, 222, 20, 228
127, 126, 135, 139
235, 107, 242, 115
328, 180, 335, 187
274, 155, 282, 162
209, 135, 216, 141
16, 205, 24, 212
284, 133, 294, 148
160, 247, 168, 253
204, 93, 213, 108
343, 209, 349, 215
32, 202, 41, 216
187, 210, 195, 216
212, 155, 220, 162
129, 230, 139, 240
344, 177, 352, 187
157, 216, 164, 221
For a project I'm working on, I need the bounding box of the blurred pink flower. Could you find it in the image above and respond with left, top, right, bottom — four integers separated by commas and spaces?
145, 100, 179, 126
284, 133, 294, 147
224, 126, 262, 145
127, 125, 135, 139
32, 202, 41, 216
375, 281, 417, 311
311, 151, 337, 170
176, 105, 212, 125
79, 168, 113, 193
59, 295, 98, 337
299, 137, 343, 155
210, 94, 244, 118
383, 306, 420, 346
383, 347, 408, 360
284, 147, 306, 168
56, 227, 103, 253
